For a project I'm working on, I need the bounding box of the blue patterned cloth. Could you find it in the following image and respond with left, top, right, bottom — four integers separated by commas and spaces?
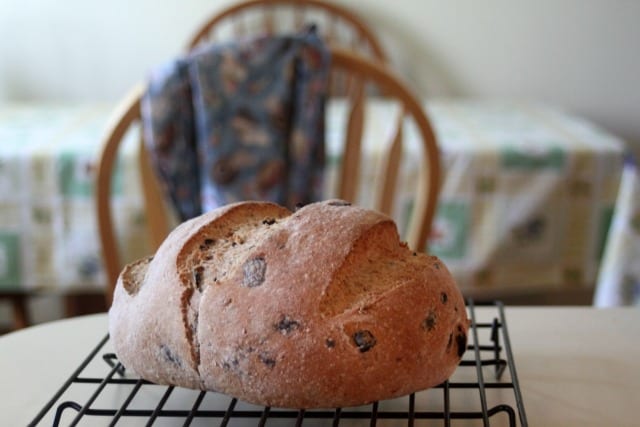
142, 29, 329, 221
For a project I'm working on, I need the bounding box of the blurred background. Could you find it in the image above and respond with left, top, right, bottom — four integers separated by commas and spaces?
1, 0, 639, 329
1, 0, 638, 157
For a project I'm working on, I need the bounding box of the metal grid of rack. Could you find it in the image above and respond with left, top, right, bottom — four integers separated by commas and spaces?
30, 300, 527, 426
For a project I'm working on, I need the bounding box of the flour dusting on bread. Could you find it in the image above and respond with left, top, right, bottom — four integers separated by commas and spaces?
109, 200, 469, 408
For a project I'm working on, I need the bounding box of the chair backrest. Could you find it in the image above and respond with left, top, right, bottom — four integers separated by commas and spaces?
186, 0, 387, 96
96, 48, 441, 305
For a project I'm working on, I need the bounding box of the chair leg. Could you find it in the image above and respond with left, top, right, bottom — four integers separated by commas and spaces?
10, 295, 29, 330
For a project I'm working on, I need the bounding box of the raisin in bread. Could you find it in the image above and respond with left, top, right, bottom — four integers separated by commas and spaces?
108, 200, 469, 409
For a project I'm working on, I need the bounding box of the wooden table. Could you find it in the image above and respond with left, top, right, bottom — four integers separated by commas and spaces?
1, 305, 638, 426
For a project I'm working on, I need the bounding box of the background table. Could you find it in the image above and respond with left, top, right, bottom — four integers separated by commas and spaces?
0, 104, 149, 293
328, 100, 630, 300
1, 307, 638, 426
0, 100, 636, 305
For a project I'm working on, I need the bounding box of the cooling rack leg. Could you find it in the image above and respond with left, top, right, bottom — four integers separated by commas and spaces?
491, 318, 507, 379
52, 401, 82, 427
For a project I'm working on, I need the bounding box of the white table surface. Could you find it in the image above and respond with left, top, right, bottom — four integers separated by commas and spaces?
1, 307, 638, 426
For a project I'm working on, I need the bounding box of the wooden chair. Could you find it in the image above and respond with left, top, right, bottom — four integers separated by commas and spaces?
96, 48, 441, 306
2, 1, 390, 327
186, 0, 388, 96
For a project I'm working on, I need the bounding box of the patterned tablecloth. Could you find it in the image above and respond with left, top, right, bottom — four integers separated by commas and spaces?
0, 100, 637, 304
0, 104, 149, 292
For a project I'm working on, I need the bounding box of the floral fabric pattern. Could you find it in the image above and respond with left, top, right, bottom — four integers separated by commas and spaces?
142, 29, 329, 221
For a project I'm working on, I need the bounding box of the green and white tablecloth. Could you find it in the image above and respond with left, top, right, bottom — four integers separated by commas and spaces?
0, 100, 636, 303
0, 104, 149, 292
595, 158, 640, 306
328, 99, 635, 298
424, 101, 626, 295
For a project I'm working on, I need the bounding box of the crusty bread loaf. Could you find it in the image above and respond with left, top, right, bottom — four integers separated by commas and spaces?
108, 200, 469, 409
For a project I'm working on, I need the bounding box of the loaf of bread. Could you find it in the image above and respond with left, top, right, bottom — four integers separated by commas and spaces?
108, 200, 469, 409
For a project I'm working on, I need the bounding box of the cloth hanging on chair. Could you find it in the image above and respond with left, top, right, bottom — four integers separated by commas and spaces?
142, 28, 330, 221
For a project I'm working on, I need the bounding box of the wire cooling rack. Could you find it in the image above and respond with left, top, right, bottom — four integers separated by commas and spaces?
29, 300, 527, 426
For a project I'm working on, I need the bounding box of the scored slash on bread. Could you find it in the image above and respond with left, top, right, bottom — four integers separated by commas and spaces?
109, 200, 470, 409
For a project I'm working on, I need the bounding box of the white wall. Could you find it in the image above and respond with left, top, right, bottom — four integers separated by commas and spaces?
1, 0, 639, 154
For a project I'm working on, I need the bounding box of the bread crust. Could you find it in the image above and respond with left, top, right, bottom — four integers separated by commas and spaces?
109, 200, 469, 408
